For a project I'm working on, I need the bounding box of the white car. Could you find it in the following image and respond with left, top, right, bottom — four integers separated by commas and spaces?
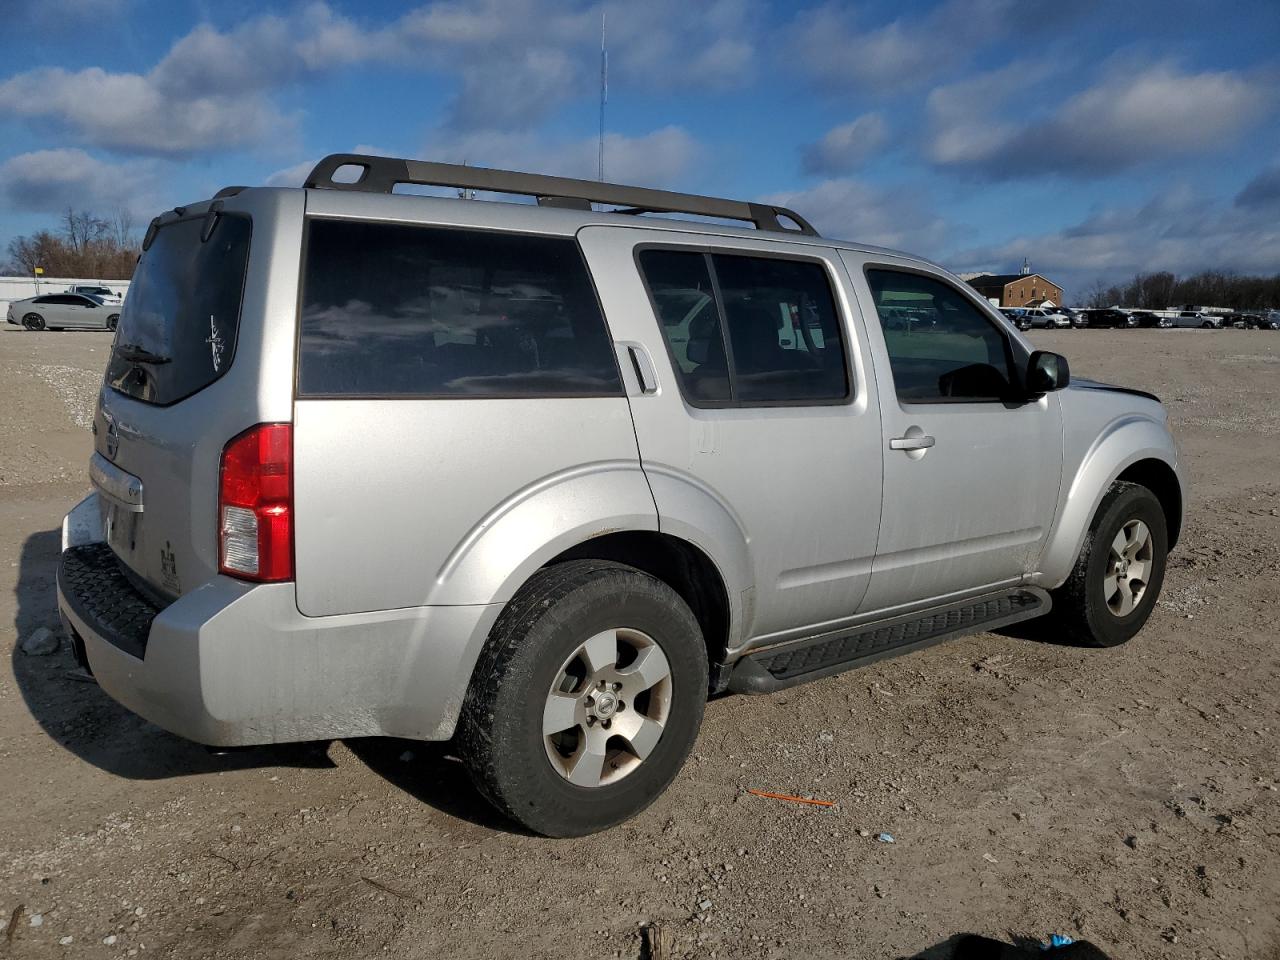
5, 293, 121, 331
66, 285, 124, 305
1172, 311, 1221, 329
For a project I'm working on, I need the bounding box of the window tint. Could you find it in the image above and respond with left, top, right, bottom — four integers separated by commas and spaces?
639, 249, 848, 406
866, 269, 1014, 403
298, 220, 621, 398
106, 214, 251, 406
638, 250, 730, 402
713, 254, 847, 403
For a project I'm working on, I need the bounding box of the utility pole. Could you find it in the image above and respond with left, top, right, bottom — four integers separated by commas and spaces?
598, 9, 607, 182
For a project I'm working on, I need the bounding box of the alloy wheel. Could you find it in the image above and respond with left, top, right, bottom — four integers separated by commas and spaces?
542, 627, 673, 788
1104, 519, 1153, 617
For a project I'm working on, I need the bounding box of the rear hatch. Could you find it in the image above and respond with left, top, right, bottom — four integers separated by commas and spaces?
93, 206, 257, 601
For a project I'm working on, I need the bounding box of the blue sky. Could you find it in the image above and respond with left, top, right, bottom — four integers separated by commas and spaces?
1, 0, 1278, 300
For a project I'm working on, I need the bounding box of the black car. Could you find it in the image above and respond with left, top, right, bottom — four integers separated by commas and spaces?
1080, 308, 1137, 329
1130, 311, 1171, 328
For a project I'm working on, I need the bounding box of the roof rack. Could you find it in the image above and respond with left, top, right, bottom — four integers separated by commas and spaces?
303, 153, 820, 237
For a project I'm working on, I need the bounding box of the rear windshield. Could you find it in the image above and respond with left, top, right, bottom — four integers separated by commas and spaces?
297, 219, 621, 398
106, 214, 251, 406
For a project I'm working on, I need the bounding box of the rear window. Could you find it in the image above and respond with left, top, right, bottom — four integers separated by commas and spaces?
106, 214, 251, 406
297, 219, 622, 398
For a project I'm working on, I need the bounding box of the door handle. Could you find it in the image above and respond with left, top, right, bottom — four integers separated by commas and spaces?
889, 434, 935, 451
624, 343, 659, 395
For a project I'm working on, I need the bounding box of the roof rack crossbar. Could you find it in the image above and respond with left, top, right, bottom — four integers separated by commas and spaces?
303, 153, 819, 237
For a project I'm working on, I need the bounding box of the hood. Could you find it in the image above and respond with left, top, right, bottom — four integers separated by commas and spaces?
1069, 377, 1160, 404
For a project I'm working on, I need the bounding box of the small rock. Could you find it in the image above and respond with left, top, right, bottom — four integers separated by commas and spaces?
103, 934, 118, 945
1124, 835, 1139, 850
982, 853, 999, 864
698, 898, 712, 911
29, 914, 43, 927
399, 750, 415, 762
21, 626, 60, 656
59, 936, 74, 946
858, 829, 871, 838
736, 847, 747, 857
816, 731, 834, 744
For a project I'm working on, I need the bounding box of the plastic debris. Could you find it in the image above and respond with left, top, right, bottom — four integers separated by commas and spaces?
876, 832, 895, 844
20, 627, 59, 656
746, 789, 834, 808
1041, 934, 1076, 950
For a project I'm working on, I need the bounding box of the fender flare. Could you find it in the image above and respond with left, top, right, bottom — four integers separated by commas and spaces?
1037, 414, 1183, 587
425, 460, 660, 607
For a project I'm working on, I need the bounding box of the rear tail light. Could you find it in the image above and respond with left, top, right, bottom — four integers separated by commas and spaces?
218, 423, 293, 582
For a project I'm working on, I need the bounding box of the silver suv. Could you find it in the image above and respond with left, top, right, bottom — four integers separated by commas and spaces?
57, 154, 1184, 836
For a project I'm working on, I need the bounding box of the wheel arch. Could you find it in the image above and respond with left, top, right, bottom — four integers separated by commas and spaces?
1038, 415, 1184, 587
548, 531, 733, 684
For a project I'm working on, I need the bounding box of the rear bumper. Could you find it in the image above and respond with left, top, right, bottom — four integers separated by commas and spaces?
56, 493, 501, 747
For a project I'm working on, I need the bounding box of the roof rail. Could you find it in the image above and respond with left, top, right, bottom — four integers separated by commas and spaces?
303, 153, 819, 237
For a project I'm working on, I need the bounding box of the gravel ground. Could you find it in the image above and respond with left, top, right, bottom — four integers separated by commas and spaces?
1, 325, 1278, 960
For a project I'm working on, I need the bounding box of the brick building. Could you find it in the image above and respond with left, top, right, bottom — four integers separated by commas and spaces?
967, 272, 1064, 308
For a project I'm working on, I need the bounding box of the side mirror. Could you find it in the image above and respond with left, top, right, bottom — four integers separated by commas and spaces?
1027, 350, 1070, 395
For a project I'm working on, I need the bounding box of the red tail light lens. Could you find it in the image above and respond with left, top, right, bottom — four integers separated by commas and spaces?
218, 423, 293, 582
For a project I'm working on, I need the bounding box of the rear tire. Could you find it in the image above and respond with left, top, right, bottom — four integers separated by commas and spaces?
22, 312, 44, 331
1049, 481, 1168, 647
457, 559, 708, 837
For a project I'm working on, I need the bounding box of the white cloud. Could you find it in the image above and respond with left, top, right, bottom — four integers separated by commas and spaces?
786, 0, 1086, 94
761, 178, 949, 254
0, 149, 161, 214
801, 113, 888, 175
949, 181, 1280, 293
427, 126, 701, 187
928, 62, 1274, 179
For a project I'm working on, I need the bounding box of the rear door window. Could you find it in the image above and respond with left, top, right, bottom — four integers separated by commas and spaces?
297, 219, 622, 398
106, 214, 252, 406
638, 248, 849, 406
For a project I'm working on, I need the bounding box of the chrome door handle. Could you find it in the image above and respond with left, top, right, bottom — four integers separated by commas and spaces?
889, 435, 935, 451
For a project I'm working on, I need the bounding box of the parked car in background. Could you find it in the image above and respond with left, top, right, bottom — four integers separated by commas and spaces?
1058, 307, 1087, 328
1131, 311, 1172, 329
1258, 312, 1280, 330
66, 284, 123, 305
1000, 307, 1032, 330
1173, 311, 1221, 329
1019, 307, 1071, 329
5, 293, 120, 331
1081, 308, 1137, 329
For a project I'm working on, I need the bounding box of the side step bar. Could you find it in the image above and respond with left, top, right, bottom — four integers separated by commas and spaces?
727, 587, 1050, 694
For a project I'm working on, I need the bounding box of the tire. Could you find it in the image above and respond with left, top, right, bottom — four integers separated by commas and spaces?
22, 312, 44, 331
457, 559, 708, 837
1202, 321, 1213, 329
106, 314, 119, 331
1049, 481, 1168, 647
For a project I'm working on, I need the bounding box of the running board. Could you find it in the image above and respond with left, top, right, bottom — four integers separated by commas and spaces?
727, 587, 1050, 694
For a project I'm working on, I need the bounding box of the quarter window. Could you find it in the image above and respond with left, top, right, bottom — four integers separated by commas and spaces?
298, 220, 622, 398
639, 249, 849, 406
866, 269, 1015, 403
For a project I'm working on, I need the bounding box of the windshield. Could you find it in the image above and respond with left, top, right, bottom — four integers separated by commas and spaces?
106, 214, 251, 406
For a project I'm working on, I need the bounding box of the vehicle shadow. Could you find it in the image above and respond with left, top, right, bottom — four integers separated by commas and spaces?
14, 527, 524, 832
12, 527, 334, 780
345, 738, 532, 835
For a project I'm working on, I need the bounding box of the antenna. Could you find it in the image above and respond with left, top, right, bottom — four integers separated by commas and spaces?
598, 9, 607, 182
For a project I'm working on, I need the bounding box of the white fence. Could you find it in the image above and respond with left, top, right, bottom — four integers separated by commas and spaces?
1, 276, 130, 318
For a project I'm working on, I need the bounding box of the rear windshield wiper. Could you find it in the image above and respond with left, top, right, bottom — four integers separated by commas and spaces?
115, 343, 172, 365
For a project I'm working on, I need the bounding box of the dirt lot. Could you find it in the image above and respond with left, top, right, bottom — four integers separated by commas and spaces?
1, 325, 1278, 960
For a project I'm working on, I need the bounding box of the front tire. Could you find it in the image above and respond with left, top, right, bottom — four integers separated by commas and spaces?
1049, 481, 1168, 647
106, 314, 119, 331
457, 560, 708, 837
22, 312, 44, 331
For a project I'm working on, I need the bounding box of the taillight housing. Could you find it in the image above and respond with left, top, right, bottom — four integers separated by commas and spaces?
218, 423, 293, 582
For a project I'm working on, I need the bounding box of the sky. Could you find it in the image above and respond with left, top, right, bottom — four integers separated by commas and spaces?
0, 0, 1278, 301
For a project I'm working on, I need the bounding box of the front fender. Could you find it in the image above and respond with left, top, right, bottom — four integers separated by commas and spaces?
426, 461, 659, 606
1037, 414, 1182, 587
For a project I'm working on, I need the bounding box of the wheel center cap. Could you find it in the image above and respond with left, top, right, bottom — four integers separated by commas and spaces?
594, 691, 618, 718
